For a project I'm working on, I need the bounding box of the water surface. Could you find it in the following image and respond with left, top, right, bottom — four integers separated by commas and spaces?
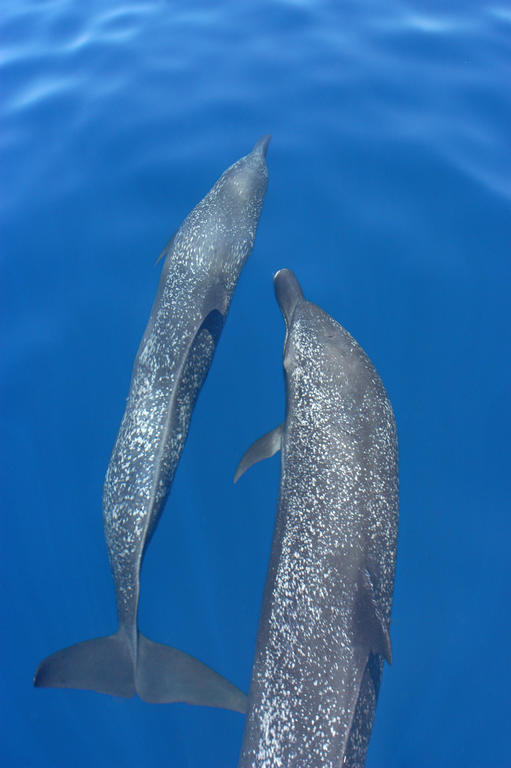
2, 1, 510, 766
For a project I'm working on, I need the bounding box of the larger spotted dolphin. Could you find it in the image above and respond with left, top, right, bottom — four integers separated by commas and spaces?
235, 269, 398, 765
34, 135, 270, 711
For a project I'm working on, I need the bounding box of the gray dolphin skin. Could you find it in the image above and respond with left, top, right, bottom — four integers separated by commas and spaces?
34, 135, 270, 711
235, 269, 398, 766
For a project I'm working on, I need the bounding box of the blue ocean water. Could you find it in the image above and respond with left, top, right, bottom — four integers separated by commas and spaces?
2, 1, 510, 766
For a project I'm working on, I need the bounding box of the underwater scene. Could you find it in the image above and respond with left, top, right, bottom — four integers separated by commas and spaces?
2, 1, 510, 766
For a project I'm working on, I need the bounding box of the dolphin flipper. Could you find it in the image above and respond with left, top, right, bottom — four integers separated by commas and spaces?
34, 631, 135, 698
234, 424, 283, 483
136, 635, 247, 712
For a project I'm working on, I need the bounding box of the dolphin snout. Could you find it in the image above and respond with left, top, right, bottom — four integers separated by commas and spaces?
252, 134, 271, 158
274, 269, 304, 326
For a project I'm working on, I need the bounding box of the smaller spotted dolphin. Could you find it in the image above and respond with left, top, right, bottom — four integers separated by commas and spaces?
235, 269, 398, 766
34, 136, 270, 711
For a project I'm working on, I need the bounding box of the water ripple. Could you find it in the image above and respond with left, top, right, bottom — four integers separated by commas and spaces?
1, 0, 510, 271
2, 3, 511, 768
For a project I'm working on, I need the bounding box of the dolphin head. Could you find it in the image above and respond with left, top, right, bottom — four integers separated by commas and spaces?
195, 136, 270, 271
217, 135, 271, 217
274, 269, 353, 386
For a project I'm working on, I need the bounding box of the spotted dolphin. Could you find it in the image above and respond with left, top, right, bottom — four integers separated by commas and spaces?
235, 269, 398, 765
34, 136, 271, 711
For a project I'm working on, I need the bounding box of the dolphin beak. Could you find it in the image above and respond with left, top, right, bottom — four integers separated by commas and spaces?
252, 134, 271, 158
273, 269, 305, 327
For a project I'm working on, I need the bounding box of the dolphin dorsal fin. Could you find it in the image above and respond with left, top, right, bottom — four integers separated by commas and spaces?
354, 568, 392, 665
234, 424, 283, 484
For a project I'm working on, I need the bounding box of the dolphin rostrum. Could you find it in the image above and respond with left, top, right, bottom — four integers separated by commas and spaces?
235, 269, 398, 765
34, 136, 271, 711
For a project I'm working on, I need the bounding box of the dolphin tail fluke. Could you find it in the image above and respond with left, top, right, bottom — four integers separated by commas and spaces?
135, 634, 247, 712
34, 631, 135, 698
34, 632, 246, 712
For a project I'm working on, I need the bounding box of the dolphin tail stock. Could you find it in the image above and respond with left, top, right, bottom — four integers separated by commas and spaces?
34, 630, 247, 712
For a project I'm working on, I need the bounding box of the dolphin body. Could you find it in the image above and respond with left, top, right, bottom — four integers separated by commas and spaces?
34, 136, 271, 711
235, 269, 398, 766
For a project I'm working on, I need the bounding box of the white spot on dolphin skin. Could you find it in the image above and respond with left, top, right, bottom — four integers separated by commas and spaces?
239, 280, 398, 767
101, 142, 269, 624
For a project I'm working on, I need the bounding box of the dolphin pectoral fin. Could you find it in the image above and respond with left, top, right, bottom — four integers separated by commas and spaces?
354, 569, 393, 665
234, 424, 283, 483
136, 634, 247, 712
34, 632, 135, 698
